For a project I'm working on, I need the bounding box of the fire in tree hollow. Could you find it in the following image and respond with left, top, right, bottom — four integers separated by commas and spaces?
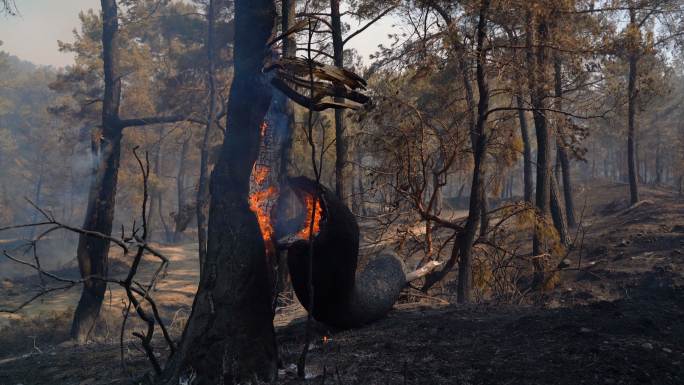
249, 120, 278, 256
296, 195, 322, 239
249, 121, 323, 256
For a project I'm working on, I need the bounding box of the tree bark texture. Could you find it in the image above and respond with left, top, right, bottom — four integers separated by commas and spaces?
160, 2, 278, 383
70, 0, 123, 342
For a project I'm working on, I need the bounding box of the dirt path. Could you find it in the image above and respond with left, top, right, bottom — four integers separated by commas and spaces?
0, 243, 200, 329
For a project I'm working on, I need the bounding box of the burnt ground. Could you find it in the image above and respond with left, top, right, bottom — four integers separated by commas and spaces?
0, 182, 683, 384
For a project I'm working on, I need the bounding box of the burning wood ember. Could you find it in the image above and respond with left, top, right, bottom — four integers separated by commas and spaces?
249, 185, 278, 256
294, 194, 323, 240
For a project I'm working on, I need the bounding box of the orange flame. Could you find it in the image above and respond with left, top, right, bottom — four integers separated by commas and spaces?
296, 195, 323, 240
253, 165, 269, 186
249, 186, 278, 256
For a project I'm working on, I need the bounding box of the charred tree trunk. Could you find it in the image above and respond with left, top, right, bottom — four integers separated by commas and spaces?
160, 2, 278, 383
72, 130, 122, 342
528, 12, 551, 287
72, 0, 193, 341
627, 7, 640, 204
70, 0, 123, 342
331, 0, 350, 206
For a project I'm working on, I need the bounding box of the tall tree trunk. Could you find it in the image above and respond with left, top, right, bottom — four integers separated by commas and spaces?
70, 0, 123, 342
553, 55, 576, 227
457, 0, 490, 303
331, 0, 350, 206
516, 93, 533, 203
160, 2, 277, 383
196, 0, 217, 275
152, 128, 172, 242
146, 126, 164, 241
550, 174, 568, 245
655, 125, 663, 185
627, 7, 640, 204
421, 0, 490, 300
528, 11, 551, 287
173, 134, 191, 242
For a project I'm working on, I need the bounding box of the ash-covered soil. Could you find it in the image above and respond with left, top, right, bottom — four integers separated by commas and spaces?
0, 182, 682, 385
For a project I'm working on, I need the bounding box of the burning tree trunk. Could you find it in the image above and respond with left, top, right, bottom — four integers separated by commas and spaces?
160, 2, 278, 383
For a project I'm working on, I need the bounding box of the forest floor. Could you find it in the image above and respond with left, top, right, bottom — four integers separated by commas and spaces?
0, 181, 683, 384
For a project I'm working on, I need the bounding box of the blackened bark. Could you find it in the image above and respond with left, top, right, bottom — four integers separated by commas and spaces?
70, 0, 122, 342
160, 2, 278, 383
627, 7, 640, 204
331, 0, 350, 206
